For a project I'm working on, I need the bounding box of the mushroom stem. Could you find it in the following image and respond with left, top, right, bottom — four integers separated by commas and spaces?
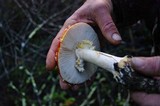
75, 48, 126, 81
58, 22, 160, 93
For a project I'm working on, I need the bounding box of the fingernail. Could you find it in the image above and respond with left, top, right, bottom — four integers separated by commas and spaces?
131, 57, 144, 68
112, 33, 122, 41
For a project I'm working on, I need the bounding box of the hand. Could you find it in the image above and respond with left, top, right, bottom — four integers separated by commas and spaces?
131, 56, 160, 106
46, 0, 122, 89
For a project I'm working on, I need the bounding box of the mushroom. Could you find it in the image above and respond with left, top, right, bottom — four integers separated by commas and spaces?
56, 22, 131, 84
55, 22, 160, 93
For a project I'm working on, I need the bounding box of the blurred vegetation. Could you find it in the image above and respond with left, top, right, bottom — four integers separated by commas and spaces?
0, 0, 153, 106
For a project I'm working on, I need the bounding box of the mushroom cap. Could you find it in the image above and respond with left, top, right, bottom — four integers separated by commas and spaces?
58, 22, 100, 84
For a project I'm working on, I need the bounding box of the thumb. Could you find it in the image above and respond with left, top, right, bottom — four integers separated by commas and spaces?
131, 92, 160, 106
131, 56, 160, 76
94, 6, 122, 45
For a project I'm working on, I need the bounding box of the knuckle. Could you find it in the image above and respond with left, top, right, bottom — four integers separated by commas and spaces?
102, 21, 116, 33
63, 15, 78, 28
63, 18, 72, 27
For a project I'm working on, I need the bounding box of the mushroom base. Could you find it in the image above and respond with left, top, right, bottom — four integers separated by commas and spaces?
114, 56, 160, 93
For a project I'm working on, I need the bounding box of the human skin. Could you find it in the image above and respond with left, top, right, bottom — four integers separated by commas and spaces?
46, 0, 160, 105
131, 57, 160, 106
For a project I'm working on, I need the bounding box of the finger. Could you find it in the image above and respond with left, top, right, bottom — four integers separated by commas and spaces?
131, 92, 160, 106
59, 76, 71, 90
59, 73, 95, 90
131, 56, 160, 76
46, 17, 78, 70
59, 74, 80, 90
59, 75, 80, 90
93, 4, 122, 45
71, 85, 80, 91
